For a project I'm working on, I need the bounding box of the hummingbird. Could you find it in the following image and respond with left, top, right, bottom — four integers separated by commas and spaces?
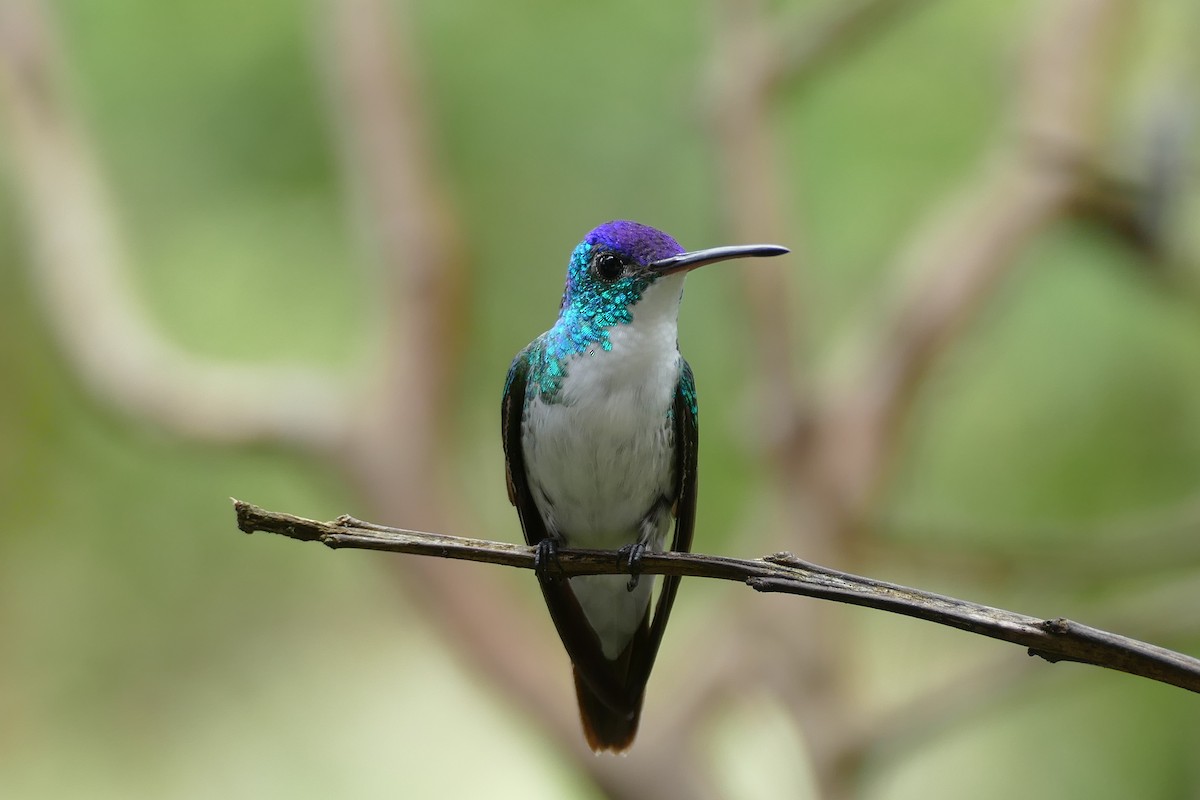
501, 220, 788, 752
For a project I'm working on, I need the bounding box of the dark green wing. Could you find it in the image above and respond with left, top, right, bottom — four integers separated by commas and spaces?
501, 350, 549, 546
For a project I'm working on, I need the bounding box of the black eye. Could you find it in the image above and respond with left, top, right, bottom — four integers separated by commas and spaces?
593, 253, 625, 282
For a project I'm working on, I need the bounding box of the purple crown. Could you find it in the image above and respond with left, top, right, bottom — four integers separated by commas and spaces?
584, 220, 684, 265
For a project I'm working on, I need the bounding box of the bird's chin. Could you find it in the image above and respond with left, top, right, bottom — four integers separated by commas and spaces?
640, 272, 685, 312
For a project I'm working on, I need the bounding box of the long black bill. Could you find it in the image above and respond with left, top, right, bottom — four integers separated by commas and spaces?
649, 243, 789, 276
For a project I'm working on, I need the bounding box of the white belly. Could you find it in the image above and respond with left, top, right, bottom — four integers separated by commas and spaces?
523, 395, 674, 544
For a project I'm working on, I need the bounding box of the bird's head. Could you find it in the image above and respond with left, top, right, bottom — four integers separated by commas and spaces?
555, 220, 787, 352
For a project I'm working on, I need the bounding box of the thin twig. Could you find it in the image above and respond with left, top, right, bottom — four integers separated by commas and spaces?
234, 500, 1200, 694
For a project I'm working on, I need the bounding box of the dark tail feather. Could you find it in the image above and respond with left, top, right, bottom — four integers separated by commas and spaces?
573, 667, 644, 753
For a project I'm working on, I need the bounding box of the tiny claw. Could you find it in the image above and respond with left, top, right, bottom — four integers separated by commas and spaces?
533, 539, 563, 582
617, 543, 647, 591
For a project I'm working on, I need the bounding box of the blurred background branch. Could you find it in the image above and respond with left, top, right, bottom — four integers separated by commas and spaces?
814, 0, 1128, 528
0, 0, 350, 450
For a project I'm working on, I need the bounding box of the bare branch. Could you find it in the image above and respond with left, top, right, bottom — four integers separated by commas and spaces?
234, 500, 1200, 695
0, 0, 350, 451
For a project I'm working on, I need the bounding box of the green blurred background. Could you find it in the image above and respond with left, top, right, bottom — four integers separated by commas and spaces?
2, 0, 1200, 797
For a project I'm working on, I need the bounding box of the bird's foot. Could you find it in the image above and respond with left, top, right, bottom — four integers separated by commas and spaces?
616, 543, 647, 591
533, 539, 564, 582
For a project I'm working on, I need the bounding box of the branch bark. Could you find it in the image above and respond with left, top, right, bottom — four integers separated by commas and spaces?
234, 500, 1200, 695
